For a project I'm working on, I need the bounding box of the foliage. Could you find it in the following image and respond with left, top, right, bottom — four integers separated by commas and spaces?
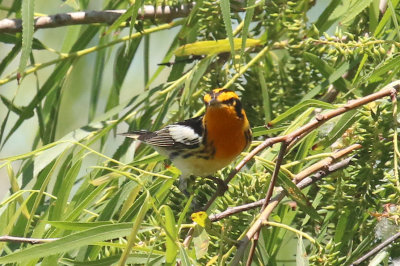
1, 0, 400, 265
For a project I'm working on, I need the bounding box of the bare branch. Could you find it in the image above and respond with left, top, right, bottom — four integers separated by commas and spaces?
210, 156, 355, 222
0, 5, 193, 33
232, 144, 362, 264
350, 232, 400, 265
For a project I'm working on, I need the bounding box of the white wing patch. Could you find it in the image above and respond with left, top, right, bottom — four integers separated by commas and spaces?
168, 125, 201, 145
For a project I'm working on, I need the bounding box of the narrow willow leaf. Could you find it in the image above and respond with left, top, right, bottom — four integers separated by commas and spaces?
105, 1, 144, 35
277, 172, 322, 222
89, 36, 108, 122
314, 110, 359, 150
0, 223, 135, 263
163, 205, 178, 265
251, 126, 287, 138
369, 0, 380, 33
0, 34, 45, 49
373, 0, 400, 37
268, 99, 335, 126
118, 193, 150, 265
219, 0, 234, 58
314, 1, 343, 32
18, 0, 35, 81
303, 52, 348, 92
174, 39, 261, 56
179, 245, 193, 266
46, 221, 114, 231
341, 0, 374, 26
258, 67, 272, 122
0, 42, 21, 76
241, 0, 256, 60
59, 254, 164, 266
51, 159, 82, 220
333, 209, 350, 244
296, 236, 309, 266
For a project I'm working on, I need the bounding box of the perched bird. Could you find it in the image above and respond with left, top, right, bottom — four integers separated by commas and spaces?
122, 88, 252, 195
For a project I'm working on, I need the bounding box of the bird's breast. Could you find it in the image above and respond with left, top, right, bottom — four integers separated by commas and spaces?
203, 106, 249, 161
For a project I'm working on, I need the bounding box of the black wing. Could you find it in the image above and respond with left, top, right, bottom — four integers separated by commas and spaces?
122, 116, 204, 149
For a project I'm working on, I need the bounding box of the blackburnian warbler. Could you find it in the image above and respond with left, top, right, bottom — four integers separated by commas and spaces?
122, 88, 252, 195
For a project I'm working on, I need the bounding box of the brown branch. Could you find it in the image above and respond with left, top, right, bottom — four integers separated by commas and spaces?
246, 142, 288, 266
189, 81, 400, 258
209, 155, 355, 222
232, 144, 362, 264
0, 5, 193, 33
0, 235, 59, 244
0, 0, 255, 34
203, 80, 400, 211
350, 231, 400, 265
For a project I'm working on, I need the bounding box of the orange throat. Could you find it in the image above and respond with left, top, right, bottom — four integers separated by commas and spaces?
203, 106, 249, 161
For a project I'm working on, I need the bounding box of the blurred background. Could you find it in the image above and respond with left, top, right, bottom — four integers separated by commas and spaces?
0, 0, 181, 199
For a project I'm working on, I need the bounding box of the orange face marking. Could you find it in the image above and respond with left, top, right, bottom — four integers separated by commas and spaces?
203, 102, 250, 160
203, 89, 239, 105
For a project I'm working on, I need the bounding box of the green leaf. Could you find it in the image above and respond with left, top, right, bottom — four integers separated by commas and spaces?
373, 0, 400, 37
174, 39, 261, 56
369, 0, 380, 33
118, 192, 150, 265
163, 205, 178, 265
268, 99, 335, 126
46, 221, 114, 231
241, 0, 256, 60
0, 34, 45, 50
179, 245, 193, 266
219, 0, 234, 58
314, 110, 359, 150
387, 0, 400, 42
51, 159, 82, 220
258, 66, 272, 122
296, 236, 309, 266
59, 254, 164, 266
277, 172, 322, 222
0, 223, 135, 263
105, 1, 144, 35
314, 1, 344, 32
340, 0, 374, 26
251, 126, 287, 138
18, 0, 35, 80
303, 52, 349, 92
192, 225, 209, 259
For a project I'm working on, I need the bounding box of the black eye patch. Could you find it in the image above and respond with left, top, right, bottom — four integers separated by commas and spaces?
221, 98, 243, 119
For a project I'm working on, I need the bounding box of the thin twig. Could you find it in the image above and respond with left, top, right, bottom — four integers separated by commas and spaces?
350, 232, 400, 265
246, 142, 288, 266
0, 235, 59, 244
231, 144, 361, 264
209, 156, 354, 222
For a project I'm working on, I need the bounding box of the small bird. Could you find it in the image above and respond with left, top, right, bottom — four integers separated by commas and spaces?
122, 88, 252, 195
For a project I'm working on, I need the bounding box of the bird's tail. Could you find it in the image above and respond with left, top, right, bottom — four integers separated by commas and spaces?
119, 130, 151, 140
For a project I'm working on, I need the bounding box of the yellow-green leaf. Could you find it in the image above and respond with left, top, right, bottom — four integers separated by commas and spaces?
174, 38, 261, 56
